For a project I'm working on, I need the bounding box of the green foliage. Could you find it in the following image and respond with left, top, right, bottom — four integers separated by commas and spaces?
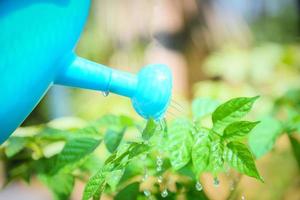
191, 97, 261, 179
0, 96, 263, 200
39, 173, 75, 200
192, 97, 219, 120
114, 182, 140, 200
142, 118, 156, 140
191, 129, 210, 174
225, 142, 262, 180
51, 137, 101, 174
167, 118, 194, 170
212, 96, 258, 132
223, 121, 260, 141
104, 128, 125, 153
248, 89, 300, 160
4, 137, 27, 157
249, 116, 282, 158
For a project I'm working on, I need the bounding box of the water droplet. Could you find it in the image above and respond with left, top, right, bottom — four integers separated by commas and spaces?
156, 156, 163, 166
195, 181, 203, 191
241, 195, 245, 200
157, 175, 163, 183
213, 177, 219, 187
102, 91, 109, 97
230, 180, 235, 191
142, 172, 149, 182
161, 189, 168, 198
156, 166, 162, 172
144, 190, 151, 197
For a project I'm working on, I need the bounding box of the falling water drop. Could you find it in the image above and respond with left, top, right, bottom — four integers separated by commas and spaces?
156, 156, 163, 166
241, 195, 245, 200
102, 91, 109, 97
230, 180, 235, 191
161, 189, 168, 198
142, 171, 149, 182
157, 175, 163, 183
213, 177, 220, 187
156, 166, 162, 172
195, 181, 203, 191
144, 190, 151, 197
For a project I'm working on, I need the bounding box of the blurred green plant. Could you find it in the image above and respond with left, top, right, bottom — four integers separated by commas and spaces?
249, 89, 300, 168
0, 97, 261, 200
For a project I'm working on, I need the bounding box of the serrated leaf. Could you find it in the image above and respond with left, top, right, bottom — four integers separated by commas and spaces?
168, 118, 194, 170
225, 142, 262, 181
142, 119, 157, 140
5, 137, 27, 157
128, 143, 149, 159
104, 128, 125, 153
114, 182, 140, 200
208, 139, 224, 174
106, 169, 124, 191
52, 137, 101, 174
39, 173, 74, 200
192, 130, 224, 174
212, 96, 259, 132
92, 182, 106, 200
192, 129, 210, 174
223, 121, 260, 141
192, 97, 219, 120
82, 165, 112, 200
249, 116, 282, 158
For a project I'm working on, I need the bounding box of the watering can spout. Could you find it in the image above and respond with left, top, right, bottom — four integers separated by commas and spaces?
55, 53, 173, 120
55, 54, 138, 98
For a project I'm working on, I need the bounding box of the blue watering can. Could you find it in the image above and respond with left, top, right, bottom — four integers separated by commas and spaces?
0, 0, 172, 143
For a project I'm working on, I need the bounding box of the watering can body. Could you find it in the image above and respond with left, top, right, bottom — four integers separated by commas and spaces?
0, 0, 172, 143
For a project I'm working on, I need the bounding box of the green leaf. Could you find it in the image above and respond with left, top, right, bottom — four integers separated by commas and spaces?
192, 97, 219, 120
39, 173, 74, 200
167, 118, 194, 170
5, 137, 27, 157
192, 129, 210, 174
288, 135, 300, 168
208, 138, 224, 174
142, 119, 157, 140
249, 116, 282, 158
106, 169, 124, 191
52, 137, 101, 174
223, 121, 260, 141
128, 143, 149, 159
225, 142, 262, 181
104, 128, 126, 153
95, 115, 134, 129
114, 182, 140, 200
286, 115, 300, 134
212, 96, 259, 132
92, 182, 106, 200
82, 165, 112, 200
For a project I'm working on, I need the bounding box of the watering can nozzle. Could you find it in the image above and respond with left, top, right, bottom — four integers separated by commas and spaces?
55, 54, 173, 120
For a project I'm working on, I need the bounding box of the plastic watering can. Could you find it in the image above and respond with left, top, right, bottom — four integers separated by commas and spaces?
0, 0, 172, 143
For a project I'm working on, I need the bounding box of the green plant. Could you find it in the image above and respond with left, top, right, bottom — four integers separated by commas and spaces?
249, 89, 300, 167
0, 96, 262, 200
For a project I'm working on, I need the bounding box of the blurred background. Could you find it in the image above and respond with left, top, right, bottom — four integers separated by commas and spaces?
2, 0, 300, 199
